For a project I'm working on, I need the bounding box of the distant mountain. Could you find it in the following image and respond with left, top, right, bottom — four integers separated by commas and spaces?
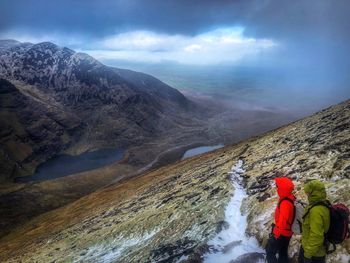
0, 40, 208, 182
0, 40, 190, 109
0, 40, 193, 109
0, 39, 21, 51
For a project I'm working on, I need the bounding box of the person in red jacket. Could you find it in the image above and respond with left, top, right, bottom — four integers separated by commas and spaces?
266, 177, 295, 263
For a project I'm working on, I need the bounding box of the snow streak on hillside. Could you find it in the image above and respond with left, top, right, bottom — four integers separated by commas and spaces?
203, 160, 264, 263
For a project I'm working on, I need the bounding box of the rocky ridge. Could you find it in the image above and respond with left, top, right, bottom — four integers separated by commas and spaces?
0, 100, 348, 262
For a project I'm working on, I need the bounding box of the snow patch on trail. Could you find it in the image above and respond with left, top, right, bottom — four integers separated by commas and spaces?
203, 160, 264, 263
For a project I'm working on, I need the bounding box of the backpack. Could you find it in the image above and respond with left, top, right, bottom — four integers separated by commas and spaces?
303, 201, 350, 253
278, 198, 305, 235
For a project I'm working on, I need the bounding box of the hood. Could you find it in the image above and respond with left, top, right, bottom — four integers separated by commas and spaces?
304, 180, 327, 204
275, 177, 294, 199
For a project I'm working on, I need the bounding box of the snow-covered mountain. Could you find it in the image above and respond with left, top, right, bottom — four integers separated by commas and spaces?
0, 40, 189, 108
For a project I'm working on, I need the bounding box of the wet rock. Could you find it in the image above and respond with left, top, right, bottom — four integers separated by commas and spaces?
215, 220, 230, 233
222, 240, 242, 254
247, 181, 269, 195
149, 238, 196, 263
209, 187, 222, 197
229, 252, 265, 263
332, 123, 349, 133
257, 192, 271, 202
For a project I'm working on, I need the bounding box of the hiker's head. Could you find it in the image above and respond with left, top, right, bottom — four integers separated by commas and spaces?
304, 180, 327, 203
275, 177, 294, 198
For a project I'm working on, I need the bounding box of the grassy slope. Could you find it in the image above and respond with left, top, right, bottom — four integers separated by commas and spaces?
0, 100, 349, 262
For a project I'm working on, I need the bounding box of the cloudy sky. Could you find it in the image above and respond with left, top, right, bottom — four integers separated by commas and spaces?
1, 0, 349, 65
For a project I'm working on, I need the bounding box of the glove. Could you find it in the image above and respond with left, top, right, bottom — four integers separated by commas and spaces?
303, 256, 312, 263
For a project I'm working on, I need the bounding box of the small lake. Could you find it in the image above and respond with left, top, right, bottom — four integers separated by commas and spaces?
181, 144, 224, 160
15, 148, 125, 183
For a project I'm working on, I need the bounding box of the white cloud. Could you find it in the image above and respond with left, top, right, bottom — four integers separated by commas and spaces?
1, 27, 277, 65
86, 27, 277, 64
0, 30, 83, 47
184, 44, 202, 52
100, 31, 185, 51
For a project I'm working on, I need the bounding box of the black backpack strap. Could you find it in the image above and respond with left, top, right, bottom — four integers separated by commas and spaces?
302, 201, 330, 220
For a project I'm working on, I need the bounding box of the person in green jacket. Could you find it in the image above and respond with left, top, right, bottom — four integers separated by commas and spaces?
298, 180, 330, 263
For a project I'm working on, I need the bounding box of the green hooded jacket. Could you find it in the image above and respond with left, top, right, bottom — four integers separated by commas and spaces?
301, 180, 330, 258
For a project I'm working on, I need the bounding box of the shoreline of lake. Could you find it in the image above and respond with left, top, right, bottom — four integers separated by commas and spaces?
15, 148, 125, 183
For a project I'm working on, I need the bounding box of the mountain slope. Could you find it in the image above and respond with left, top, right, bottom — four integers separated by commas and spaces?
1, 100, 348, 262
0, 40, 298, 240
0, 40, 209, 182
0, 78, 84, 181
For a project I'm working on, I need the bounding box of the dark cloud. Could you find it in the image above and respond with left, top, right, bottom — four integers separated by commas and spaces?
1, 0, 349, 65
0, 0, 241, 36
0, 0, 349, 111
0, 0, 349, 38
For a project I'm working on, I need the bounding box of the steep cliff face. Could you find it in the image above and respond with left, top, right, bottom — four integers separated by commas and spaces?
0, 78, 84, 181
1, 100, 348, 262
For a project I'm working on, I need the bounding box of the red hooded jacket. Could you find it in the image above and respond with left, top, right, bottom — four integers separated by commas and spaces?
273, 177, 295, 238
